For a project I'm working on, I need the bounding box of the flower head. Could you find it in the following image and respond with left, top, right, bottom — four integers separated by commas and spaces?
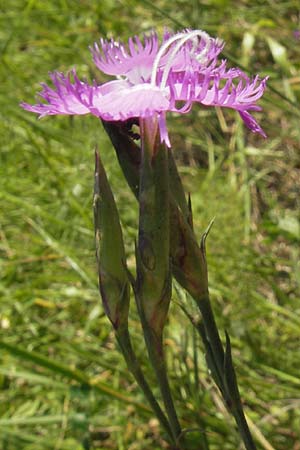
21, 29, 267, 146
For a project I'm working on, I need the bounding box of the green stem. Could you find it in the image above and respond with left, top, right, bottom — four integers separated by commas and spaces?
141, 323, 183, 446
115, 328, 174, 444
234, 405, 257, 450
197, 297, 257, 450
197, 297, 225, 368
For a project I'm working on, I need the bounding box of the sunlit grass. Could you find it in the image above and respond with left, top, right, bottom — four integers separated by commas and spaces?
1, 1, 299, 449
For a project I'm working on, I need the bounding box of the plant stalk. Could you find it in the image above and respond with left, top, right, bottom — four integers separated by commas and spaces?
116, 327, 174, 444
197, 296, 257, 450
141, 323, 182, 445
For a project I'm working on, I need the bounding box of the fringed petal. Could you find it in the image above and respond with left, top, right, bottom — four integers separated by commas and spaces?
21, 29, 268, 140
191, 71, 268, 136
20, 70, 93, 117
90, 83, 170, 121
90, 32, 159, 82
239, 110, 267, 138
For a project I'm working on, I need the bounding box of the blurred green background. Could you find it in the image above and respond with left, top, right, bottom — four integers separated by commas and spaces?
1, 1, 300, 449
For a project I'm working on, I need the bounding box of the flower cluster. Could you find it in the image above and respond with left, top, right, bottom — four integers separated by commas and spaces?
21, 29, 267, 146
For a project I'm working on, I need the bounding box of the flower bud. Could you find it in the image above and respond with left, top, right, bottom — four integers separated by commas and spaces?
94, 151, 130, 330
136, 119, 171, 337
102, 120, 208, 303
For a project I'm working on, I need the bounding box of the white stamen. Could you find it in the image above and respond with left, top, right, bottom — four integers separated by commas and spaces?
150, 30, 213, 89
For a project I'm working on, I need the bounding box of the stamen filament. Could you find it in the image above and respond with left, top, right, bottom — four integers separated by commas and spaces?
150, 30, 212, 89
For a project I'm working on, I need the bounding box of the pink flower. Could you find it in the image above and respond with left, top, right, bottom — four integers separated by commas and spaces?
21, 29, 267, 146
